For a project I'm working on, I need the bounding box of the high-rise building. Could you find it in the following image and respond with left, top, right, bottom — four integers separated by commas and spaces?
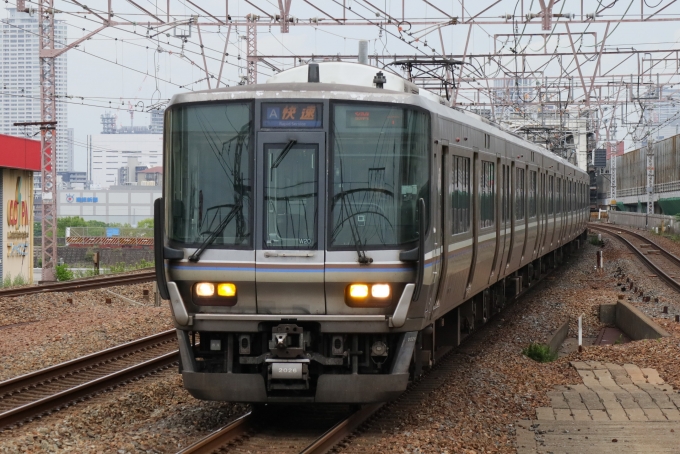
0, 8, 69, 171
88, 112, 163, 188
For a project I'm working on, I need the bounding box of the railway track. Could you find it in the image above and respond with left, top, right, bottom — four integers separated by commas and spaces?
0, 270, 156, 298
177, 403, 382, 454
588, 223, 680, 293
0, 329, 177, 430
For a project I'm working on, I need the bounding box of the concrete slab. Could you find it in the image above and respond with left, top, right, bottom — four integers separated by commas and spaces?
623, 364, 647, 384
572, 409, 592, 421
624, 408, 649, 421
641, 368, 665, 385
570, 361, 591, 370
580, 391, 606, 411
563, 391, 587, 410
661, 408, 680, 421
547, 391, 570, 409
643, 407, 668, 421
554, 408, 574, 421
535, 407, 555, 420
616, 392, 641, 410
590, 409, 610, 421
517, 420, 680, 453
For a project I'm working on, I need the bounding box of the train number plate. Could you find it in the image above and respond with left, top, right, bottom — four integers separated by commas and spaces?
271, 363, 303, 379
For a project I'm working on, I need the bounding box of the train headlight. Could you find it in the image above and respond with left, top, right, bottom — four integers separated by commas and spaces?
195, 282, 215, 297
348, 284, 369, 298
217, 283, 237, 297
371, 284, 391, 298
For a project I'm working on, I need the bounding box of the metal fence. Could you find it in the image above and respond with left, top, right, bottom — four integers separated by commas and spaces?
66, 227, 153, 238
608, 211, 678, 233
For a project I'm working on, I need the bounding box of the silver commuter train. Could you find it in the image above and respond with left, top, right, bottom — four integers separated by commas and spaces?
154, 62, 589, 403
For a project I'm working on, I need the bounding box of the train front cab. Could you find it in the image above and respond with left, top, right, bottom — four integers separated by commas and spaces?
155, 94, 440, 403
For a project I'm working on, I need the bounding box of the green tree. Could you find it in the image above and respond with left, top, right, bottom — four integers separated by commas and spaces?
137, 218, 154, 229
57, 216, 88, 237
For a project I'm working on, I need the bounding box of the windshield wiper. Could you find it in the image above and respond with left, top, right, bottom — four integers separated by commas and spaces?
188, 202, 242, 262
270, 139, 297, 169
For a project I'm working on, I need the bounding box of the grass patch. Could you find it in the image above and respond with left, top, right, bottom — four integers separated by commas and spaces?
588, 235, 601, 246
522, 343, 557, 363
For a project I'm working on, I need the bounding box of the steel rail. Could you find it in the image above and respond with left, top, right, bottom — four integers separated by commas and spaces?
0, 330, 176, 397
176, 412, 255, 454
589, 224, 680, 268
0, 350, 178, 429
299, 403, 384, 454
0, 270, 155, 298
589, 224, 680, 293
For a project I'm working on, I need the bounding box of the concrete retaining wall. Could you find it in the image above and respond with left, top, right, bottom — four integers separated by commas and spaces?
609, 211, 677, 233
547, 320, 570, 353
599, 300, 670, 340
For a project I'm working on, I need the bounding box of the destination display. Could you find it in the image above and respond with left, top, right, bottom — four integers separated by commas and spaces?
262, 103, 322, 128
344, 107, 403, 128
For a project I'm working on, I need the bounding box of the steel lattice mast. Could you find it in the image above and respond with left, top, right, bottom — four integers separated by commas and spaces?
38, 0, 58, 281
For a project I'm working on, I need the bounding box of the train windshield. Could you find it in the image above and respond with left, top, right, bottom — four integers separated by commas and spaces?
330, 104, 430, 249
166, 102, 253, 247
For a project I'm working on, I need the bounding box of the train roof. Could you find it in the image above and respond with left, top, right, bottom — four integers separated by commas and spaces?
168, 62, 584, 177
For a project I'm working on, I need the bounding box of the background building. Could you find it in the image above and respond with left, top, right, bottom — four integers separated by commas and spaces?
0, 8, 69, 172
89, 112, 163, 188
57, 185, 161, 226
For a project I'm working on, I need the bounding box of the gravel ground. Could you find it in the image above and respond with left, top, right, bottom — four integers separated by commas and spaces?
0, 279, 169, 381
0, 239, 678, 453
339, 236, 680, 453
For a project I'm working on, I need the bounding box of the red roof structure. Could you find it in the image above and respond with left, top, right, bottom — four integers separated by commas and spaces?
0, 134, 41, 171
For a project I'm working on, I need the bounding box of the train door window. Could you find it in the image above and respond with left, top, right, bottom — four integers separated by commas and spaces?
451, 156, 471, 235
484, 134, 491, 149
264, 143, 318, 249
502, 165, 509, 222
548, 176, 554, 215
480, 160, 495, 228
515, 168, 525, 220
528, 170, 537, 218
540, 174, 545, 215
556, 177, 561, 213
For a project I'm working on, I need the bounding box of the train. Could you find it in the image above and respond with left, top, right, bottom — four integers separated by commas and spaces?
154, 61, 589, 403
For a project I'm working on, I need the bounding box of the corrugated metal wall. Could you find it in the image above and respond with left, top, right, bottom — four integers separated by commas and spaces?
615, 135, 680, 194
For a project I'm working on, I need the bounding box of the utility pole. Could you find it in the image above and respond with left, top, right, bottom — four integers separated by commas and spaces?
646, 134, 655, 219
245, 14, 258, 85
609, 110, 617, 208
38, 0, 58, 281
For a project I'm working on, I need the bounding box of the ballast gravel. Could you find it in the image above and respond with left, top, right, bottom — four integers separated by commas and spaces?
0, 232, 678, 453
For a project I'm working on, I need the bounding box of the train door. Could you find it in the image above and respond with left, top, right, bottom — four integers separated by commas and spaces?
537, 172, 546, 257
430, 143, 448, 319
440, 145, 474, 311
254, 131, 327, 315
490, 160, 510, 283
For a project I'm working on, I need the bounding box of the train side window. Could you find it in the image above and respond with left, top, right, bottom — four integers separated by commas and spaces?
481, 160, 495, 228
451, 156, 471, 234
548, 175, 554, 215
515, 168, 525, 221
484, 134, 490, 149
528, 170, 537, 218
